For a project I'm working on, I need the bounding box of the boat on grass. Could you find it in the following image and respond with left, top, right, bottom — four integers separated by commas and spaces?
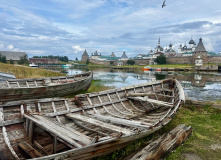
0, 78, 184, 160
0, 72, 93, 102
142, 66, 161, 71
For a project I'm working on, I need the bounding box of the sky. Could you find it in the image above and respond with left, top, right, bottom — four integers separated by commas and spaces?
1, 0, 221, 59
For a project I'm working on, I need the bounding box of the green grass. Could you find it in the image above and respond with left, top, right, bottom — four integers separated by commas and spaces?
95, 103, 221, 160
0, 63, 65, 79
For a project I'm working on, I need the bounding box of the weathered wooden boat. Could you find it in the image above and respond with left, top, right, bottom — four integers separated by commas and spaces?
0, 78, 184, 160
0, 72, 93, 102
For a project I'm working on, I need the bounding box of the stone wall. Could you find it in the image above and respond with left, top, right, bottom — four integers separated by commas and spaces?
166, 57, 191, 64
89, 59, 110, 65
134, 59, 150, 65
207, 56, 221, 63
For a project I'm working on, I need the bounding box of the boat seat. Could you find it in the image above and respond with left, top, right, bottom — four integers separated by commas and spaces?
24, 114, 92, 148
18, 141, 43, 158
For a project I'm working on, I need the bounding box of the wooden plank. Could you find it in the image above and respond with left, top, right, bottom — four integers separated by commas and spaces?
53, 136, 57, 154
18, 141, 43, 158
2, 127, 20, 160
24, 114, 91, 147
52, 101, 61, 123
128, 97, 173, 108
66, 113, 132, 135
33, 140, 49, 155
28, 121, 34, 143
130, 124, 192, 160
16, 81, 20, 88
0, 118, 25, 127
26, 81, 30, 87
89, 114, 153, 129
6, 80, 11, 88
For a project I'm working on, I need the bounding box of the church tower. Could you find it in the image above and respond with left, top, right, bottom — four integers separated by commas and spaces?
192, 38, 207, 64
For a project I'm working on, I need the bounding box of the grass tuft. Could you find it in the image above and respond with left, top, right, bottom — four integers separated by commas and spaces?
0, 63, 65, 79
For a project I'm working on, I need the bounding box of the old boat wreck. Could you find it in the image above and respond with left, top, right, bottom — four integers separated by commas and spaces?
0, 78, 185, 160
0, 72, 93, 102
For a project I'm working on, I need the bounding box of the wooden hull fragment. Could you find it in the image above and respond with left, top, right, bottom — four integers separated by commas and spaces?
0, 78, 185, 159
0, 72, 93, 102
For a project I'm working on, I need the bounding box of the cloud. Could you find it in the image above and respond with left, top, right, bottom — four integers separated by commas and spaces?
6, 44, 14, 50
72, 45, 85, 54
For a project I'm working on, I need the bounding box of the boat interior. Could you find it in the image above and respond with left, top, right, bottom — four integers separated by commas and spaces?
0, 79, 184, 159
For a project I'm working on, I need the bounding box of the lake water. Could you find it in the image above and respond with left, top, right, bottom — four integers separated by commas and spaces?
67, 68, 221, 101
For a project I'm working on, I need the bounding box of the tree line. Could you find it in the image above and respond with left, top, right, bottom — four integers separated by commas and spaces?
33, 55, 69, 62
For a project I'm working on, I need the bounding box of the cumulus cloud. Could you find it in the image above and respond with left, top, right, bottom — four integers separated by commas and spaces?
72, 45, 85, 54
6, 44, 14, 50
1, 0, 221, 59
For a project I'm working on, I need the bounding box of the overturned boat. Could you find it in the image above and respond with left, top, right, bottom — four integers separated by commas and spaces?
0, 78, 185, 160
0, 72, 93, 102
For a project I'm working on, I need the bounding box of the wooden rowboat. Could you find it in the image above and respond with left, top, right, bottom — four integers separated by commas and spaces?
0, 72, 93, 102
0, 78, 184, 160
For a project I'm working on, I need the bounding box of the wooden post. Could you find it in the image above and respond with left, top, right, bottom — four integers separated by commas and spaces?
53, 136, 57, 154
28, 121, 34, 144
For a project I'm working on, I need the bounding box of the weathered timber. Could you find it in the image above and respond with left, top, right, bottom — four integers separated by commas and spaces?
24, 114, 91, 147
18, 141, 43, 158
0, 78, 185, 160
66, 113, 132, 135
0, 72, 92, 102
129, 124, 192, 160
128, 97, 173, 107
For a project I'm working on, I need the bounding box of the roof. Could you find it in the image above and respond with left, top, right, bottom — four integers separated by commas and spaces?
110, 52, 116, 57
99, 56, 120, 60
208, 52, 218, 56
183, 52, 193, 55
0, 51, 27, 60
195, 38, 206, 52
121, 52, 128, 59
189, 39, 195, 44
82, 49, 89, 56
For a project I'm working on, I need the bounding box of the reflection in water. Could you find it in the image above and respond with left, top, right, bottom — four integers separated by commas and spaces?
67, 68, 221, 101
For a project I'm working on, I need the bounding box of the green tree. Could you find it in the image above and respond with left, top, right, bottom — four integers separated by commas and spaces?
110, 61, 114, 65
0, 53, 7, 63
75, 57, 78, 61
18, 55, 29, 65
156, 54, 166, 64
10, 59, 14, 64
126, 60, 135, 65
86, 59, 90, 65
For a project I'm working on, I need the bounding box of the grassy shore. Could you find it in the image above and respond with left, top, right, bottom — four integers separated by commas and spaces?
95, 101, 221, 160
0, 63, 65, 79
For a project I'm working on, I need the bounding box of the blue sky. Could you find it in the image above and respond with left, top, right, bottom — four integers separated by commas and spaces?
1, 0, 221, 59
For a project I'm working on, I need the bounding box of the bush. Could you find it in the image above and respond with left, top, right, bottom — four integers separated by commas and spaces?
18, 55, 29, 65
0, 53, 7, 63
156, 54, 166, 64
110, 61, 114, 65
10, 59, 13, 64
86, 59, 90, 65
126, 60, 135, 65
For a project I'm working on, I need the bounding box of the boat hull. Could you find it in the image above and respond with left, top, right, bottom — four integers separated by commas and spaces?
0, 72, 93, 102
0, 79, 185, 160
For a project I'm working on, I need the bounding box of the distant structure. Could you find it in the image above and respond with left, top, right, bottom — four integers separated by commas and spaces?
121, 52, 129, 60
91, 51, 101, 59
192, 38, 207, 63
165, 43, 176, 57
110, 52, 116, 57
154, 37, 164, 53
29, 58, 58, 64
178, 37, 196, 55
0, 51, 27, 63
81, 49, 89, 61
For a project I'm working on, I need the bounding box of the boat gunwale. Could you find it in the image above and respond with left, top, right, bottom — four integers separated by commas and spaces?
0, 72, 92, 89
0, 78, 185, 160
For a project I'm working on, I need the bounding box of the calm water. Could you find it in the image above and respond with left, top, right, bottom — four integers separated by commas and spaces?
67, 68, 221, 101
